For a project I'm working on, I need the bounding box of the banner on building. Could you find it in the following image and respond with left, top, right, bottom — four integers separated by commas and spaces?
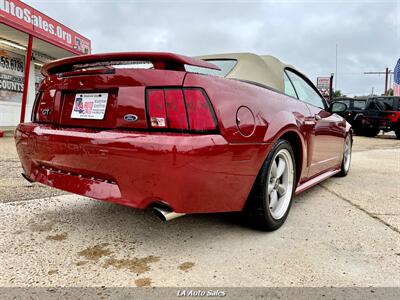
0, 49, 25, 102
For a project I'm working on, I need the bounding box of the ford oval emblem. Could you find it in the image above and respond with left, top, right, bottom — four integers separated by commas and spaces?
124, 114, 138, 122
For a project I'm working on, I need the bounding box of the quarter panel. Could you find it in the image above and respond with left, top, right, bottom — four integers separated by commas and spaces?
183, 73, 311, 183
184, 74, 270, 143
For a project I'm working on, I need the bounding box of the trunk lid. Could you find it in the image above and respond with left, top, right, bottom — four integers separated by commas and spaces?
34, 52, 220, 130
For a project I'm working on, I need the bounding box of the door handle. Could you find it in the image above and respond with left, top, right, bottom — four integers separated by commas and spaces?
304, 120, 316, 126
305, 114, 322, 126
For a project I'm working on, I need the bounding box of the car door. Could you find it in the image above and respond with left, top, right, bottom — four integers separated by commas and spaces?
285, 69, 346, 177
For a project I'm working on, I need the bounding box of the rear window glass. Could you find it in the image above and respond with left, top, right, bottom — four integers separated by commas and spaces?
336, 100, 350, 107
284, 73, 298, 98
353, 100, 366, 109
185, 59, 237, 77
367, 98, 394, 111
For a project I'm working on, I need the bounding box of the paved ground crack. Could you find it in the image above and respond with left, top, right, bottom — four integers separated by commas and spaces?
319, 184, 400, 234
374, 213, 400, 216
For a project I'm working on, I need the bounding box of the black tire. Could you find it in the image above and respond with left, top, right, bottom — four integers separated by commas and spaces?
364, 127, 380, 137
244, 139, 296, 231
353, 126, 364, 136
395, 125, 400, 139
336, 134, 352, 177
352, 116, 364, 135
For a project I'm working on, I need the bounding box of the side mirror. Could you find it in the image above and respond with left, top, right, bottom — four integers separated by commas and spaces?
330, 102, 347, 113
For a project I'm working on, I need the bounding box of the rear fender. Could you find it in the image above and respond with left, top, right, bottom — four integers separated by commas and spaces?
263, 112, 308, 184
345, 120, 352, 135
183, 73, 296, 143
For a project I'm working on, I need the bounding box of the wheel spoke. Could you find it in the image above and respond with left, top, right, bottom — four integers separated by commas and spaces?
269, 190, 278, 209
271, 160, 278, 178
276, 157, 286, 178
277, 184, 286, 196
342, 137, 352, 172
267, 182, 274, 194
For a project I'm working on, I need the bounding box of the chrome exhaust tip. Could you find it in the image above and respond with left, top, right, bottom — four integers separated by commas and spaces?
153, 206, 186, 222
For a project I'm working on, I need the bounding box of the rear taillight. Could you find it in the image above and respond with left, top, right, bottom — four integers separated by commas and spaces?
146, 88, 217, 132
184, 89, 217, 131
165, 89, 188, 130
33, 89, 55, 123
147, 89, 167, 128
387, 112, 398, 122
31, 92, 42, 122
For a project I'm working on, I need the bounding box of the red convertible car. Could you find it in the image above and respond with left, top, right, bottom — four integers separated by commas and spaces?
15, 52, 352, 231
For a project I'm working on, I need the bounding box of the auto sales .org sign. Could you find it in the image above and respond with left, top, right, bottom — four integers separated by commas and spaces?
0, 0, 91, 54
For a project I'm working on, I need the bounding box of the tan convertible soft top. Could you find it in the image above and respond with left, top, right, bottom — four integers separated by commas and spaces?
197, 53, 300, 93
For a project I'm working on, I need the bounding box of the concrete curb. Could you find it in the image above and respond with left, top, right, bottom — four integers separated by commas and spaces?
0, 127, 16, 138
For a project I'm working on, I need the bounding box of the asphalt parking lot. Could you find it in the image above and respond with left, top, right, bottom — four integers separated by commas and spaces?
0, 134, 399, 287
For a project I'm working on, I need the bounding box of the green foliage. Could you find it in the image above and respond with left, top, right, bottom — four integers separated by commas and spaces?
333, 90, 344, 98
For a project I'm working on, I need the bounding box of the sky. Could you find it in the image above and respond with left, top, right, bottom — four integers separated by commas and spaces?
25, 0, 400, 96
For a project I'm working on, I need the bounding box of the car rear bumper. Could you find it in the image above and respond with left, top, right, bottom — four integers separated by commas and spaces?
362, 118, 396, 131
15, 123, 270, 213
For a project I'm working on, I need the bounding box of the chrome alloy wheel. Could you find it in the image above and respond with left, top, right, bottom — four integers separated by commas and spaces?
266, 149, 295, 220
343, 135, 352, 172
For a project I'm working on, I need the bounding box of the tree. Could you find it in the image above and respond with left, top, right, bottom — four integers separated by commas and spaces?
386, 88, 394, 96
333, 90, 344, 98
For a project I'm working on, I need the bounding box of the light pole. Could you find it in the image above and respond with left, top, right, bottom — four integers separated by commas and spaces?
335, 44, 338, 92
329, 73, 334, 102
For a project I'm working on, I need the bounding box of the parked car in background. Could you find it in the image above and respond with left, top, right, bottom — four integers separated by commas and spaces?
361, 96, 400, 138
331, 97, 366, 135
15, 52, 352, 231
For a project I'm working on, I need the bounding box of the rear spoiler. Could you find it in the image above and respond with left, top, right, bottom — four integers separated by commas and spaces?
41, 52, 221, 76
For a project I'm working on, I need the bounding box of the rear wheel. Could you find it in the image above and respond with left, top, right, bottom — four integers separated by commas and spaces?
364, 127, 380, 137
395, 124, 400, 139
336, 134, 352, 177
352, 116, 364, 135
353, 125, 364, 136
245, 139, 296, 231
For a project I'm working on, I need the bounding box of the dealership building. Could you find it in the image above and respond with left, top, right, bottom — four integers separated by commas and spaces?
0, 0, 91, 127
